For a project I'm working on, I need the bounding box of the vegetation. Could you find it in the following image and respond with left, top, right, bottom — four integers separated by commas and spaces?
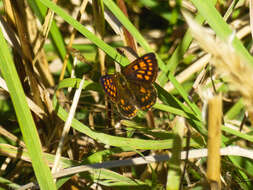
0, 0, 253, 189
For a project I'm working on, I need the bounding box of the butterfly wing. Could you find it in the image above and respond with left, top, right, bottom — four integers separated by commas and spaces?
116, 88, 137, 118
100, 75, 118, 102
122, 53, 158, 83
129, 82, 157, 111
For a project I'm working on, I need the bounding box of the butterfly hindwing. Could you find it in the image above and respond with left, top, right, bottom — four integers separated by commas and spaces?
122, 53, 158, 83
116, 77, 137, 118
116, 92, 137, 118
129, 82, 157, 111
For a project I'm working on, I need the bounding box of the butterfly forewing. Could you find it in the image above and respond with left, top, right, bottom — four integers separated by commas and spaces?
122, 53, 158, 83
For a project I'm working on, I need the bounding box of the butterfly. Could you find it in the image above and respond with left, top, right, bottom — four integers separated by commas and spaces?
100, 53, 158, 118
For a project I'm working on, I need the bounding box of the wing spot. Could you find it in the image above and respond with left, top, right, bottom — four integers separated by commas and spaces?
144, 56, 149, 60
146, 59, 152, 62
124, 106, 128, 111
140, 87, 146, 93
138, 70, 145, 74
139, 62, 146, 68
120, 99, 125, 105
133, 65, 139, 70
141, 97, 145, 102
127, 106, 132, 111
147, 71, 152, 75
144, 75, 150, 81
133, 109, 137, 114
137, 74, 143, 79
127, 109, 137, 118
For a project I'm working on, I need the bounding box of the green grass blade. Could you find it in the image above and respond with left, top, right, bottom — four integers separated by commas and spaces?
103, 0, 153, 52
0, 29, 56, 189
155, 83, 205, 135
0, 177, 20, 189
54, 100, 196, 149
38, 0, 129, 66
166, 118, 184, 190
53, 78, 200, 149
191, 0, 253, 65
102, 0, 202, 118
168, 73, 201, 118
0, 143, 147, 188
37, 0, 202, 121
103, 0, 167, 70
221, 126, 253, 143
158, 14, 205, 86
224, 98, 244, 120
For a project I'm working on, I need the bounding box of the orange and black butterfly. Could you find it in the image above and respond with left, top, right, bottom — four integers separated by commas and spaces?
100, 53, 158, 118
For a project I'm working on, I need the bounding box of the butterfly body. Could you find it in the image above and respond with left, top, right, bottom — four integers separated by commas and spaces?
100, 53, 158, 118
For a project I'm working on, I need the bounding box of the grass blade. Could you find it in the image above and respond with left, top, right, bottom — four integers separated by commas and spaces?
0, 28, 56, 189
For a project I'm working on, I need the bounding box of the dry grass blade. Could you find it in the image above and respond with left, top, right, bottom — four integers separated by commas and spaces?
207, 94, 222, 189
183, 11, 253, 114
51, 145, 253, 179
250, 0, 253, 40
164, 54, 211, 92
59, 0, 88, 81
12, 143, 253, 190
0, 77, 46, 118
116, 0, 137, 53
3, 1, 253, 189
52, 75, 85, 173
0, 126, 26, 148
